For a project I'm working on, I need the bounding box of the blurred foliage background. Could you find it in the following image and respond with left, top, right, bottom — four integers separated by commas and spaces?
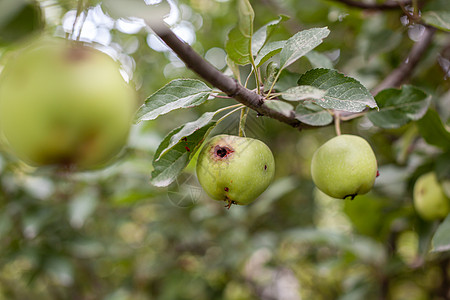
0, 0, 449, 299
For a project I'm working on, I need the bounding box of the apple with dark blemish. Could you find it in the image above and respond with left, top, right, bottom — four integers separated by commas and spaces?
196, 134, 275, 208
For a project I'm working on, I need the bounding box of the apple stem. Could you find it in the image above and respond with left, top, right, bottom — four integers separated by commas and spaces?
216, 106, 244, 127
334, 111, 342, 136
225, 197, 235, 209
344, 194, 357, 200
71, 0, 88, 41
239, 107, 249, 137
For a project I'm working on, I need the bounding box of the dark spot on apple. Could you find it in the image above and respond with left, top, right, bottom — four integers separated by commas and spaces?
264, 165, 267, 170
185, 146, 190, 152
66, 46, 90, 62
224, 187, 229, 192
376, 170, 380, 177
214, 145, 234, 158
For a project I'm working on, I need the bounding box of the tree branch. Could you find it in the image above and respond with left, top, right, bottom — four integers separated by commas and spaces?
372, 26, 436, 95
331, 0, 412, 10
149, 20, 435, 129
149, 24, 313, 130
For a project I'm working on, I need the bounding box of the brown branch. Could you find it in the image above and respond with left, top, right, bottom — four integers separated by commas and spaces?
149, 20, 435, 127
331, 0, 412, 10
372, 26, 436, 95
149, 24, 313, 130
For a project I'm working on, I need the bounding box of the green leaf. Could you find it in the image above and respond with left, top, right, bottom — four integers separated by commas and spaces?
252, 15, 289, 54
282, 85, 326, 101
264, 62, 279, 92
226, 55, 240, 79
423, 11, 450, 32
237, 0, 254, 37
416, 109, 450, 150
431, 214, 450, 252
279, 27, 330, 71
368, 85, 430, 129
254, 40, 286, 67
151, 122, 216, 187
135, 79, 212, 121
435, 152, 450, 198
225, 0, 254, 65
305, 51, 334, 69
263, 100, 294, 118
156, 112, 217, 160
295, 101, 333, 126
225, 27, 252, 65
435, 152, 450, 181
297, 68, 377, 112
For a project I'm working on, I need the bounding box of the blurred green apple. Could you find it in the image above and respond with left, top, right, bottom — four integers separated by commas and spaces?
196, 134, 275, 207
0, 37, 137, 169
311, 134, 378, 199
413, 172, 450, 220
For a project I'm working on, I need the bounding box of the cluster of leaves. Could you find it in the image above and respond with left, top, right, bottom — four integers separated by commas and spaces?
135, 0, 436, 192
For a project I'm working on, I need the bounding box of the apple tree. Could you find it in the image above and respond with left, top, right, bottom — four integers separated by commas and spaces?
0, 0, 449, 299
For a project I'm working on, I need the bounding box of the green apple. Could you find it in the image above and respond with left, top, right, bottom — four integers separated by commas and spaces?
0, 37, 137, 169
311, 134, 378, 199
196, 134, 275, 207
413, 172, 450, 220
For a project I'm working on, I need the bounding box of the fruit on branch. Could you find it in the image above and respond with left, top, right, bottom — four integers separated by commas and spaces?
196, 134, 275, 207
413, 172, 450, 220
311, 134, 378, 199
0, 37, 137, 169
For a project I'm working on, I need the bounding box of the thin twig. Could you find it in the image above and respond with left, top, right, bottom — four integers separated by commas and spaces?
239, 107, 250, 137
72, 0, 86, 41
213, 94, 233, 99
331, 0, 412, 10
398, 2, 421, 24
340, 111, 367, 121
334, 111, 341, 136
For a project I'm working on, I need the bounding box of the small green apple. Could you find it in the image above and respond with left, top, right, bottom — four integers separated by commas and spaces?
196, 134, 275, 207
413, 172, 450, 220
0, 37, 137, 169
311, 134, 378, 199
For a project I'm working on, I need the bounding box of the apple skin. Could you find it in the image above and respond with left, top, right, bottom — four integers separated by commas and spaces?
196, 134, 275, 206
0, 37, 137, 169
311, 134, 378, 199
413, 172, 450, 220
